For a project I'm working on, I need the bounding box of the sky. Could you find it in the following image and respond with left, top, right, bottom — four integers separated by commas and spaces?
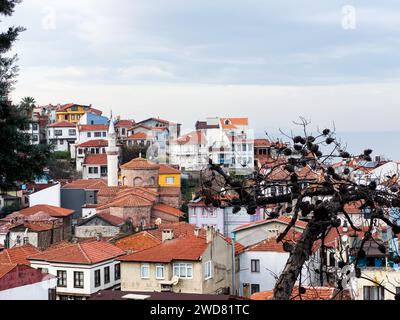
3, 0, 400, 158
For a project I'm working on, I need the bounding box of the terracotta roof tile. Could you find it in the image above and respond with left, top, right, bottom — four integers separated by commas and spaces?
78, 139, 108, 148
28, 241, 125, 265
119, 235, 208, 263
159, 164, 181, 175
115, 120, 135, 127
78, 124, 108, 132
220, 118, 248, 130
148, 222, 205, 240
251, 287, 339, 300
121, 157, 159, 170
18, 205, 74, 218
254, 139, 272, 147
114, 232, 161, 252
176, 131, 207, 145
234, 216, 307, 232
0, 264, 18, 279
84, 154, 108, 165
152, 203, 184, 218
48, 121, 76, 128
0, 244, 40, 265
62, 179, 108, 190
97, 194, 153, 210
97, 213, 125, 226
127, 132, 149, 140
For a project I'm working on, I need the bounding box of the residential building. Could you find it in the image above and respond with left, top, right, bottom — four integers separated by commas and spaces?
115, 119, 135, 142
74, 139, 108, 172
119, 227, 234, 295
0, 244, 40, 265
188, 198, 264, 238
169, 131, 209, 171
158, 164, 181, 188
47, 121, 77, 152
78, 112, 109, 126
28, 183, 61, 208
75, 213, 125, 239
0, 264, 57, 300
28, 240, 126, 300
82, 154, 108, 180
56, 104, 102, 124
251, 286, 351, 300
76, 124, 108, 144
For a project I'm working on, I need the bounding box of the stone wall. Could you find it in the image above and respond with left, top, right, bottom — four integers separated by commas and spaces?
121, 168, 159, 188
109, 206, 152, 227
75, 226, 120, 238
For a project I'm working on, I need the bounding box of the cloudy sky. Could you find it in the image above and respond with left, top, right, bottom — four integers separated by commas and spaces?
4, 1, 400, 158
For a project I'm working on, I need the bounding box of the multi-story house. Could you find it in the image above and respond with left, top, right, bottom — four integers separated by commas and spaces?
82, 154, 108, 180
119, 227, 234, 295
115, 119, 135, 142
189, 117, 254, 174
28, 240, 125, 300
188, 198, 264, 238
47, 122, 77, 152
74, 139, 108, 172
169, 131, 209, 171
78, 112, 109, 126
56, 103, 103, 124
76, 124, 108, 144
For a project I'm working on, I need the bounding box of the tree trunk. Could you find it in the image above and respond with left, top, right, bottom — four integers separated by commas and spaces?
273, 218, 324, 300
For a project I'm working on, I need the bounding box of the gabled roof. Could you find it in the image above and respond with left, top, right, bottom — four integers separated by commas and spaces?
115, 120, 135, 127
97, 194, 153, 209
28, 241, 125, 265
119, 235, 208, 263
251, 287, 345, 300
254, 139, 272, 147
152, 203, 184, 218
10, 222, 56, 232
234, 216, 307, 232
78, 124, 108, 132
0, 244, 40, 265
78, 139, 108, 148
176, 131, 207, 145
220, 118, 248, 130
147, 222, 206, 240
78, 213, 125, 227
84, 154, 108, 165
114, 232, 161, 252
0, 264, 18, 279
158, 164, 181, 175
136, 117, 176, 126
127, 132, 149, 140
63, 179, 108, 190
121, 157, 160, 170
18, 205, 75, 218
48, 121, 76, 128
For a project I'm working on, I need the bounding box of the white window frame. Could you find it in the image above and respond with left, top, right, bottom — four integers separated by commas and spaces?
173, 263, 193, 279
155, 264, 165, 280
140, 263, 150, 279
166, 177, 175, 185
204, 261, 214, 280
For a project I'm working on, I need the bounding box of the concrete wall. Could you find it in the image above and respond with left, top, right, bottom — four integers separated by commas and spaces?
0, 278, 57, 300
61, 189, 89, 219
75, 226, 120, 238
29, 183, 61, 208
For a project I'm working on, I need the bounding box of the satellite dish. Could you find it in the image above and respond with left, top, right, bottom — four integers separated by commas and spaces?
342, 235, 349, 243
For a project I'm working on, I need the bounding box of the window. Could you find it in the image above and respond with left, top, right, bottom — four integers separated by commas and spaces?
69, 129, 76, 136
32, 123, 38, 131
173, 263, 193, 279
89, 167, 99, 174
71, 115, 75, 120
201, 208, 208, 218
59, 139, 64, 145
23, 236, 29, 244
48, 288, 56, 300
104, 267, 110, 284
94, 132, 101, 138
73, 271, 84, 288
71, 106, 78, 111
251, 259, 260, 273
54, 129, 63, 136
87, 132, 91, 138
121, 128, 126, 135
156, 264, 165, 279
204, 261, 213, 280
115, 263, 121, 280
166, 177, 175, 185
78, 148, 83, 155
102, 132, 106, 137
209, 208, 217, 217
242, 144, 247, 152
251, 284, 260, 294
363, 286, 384, 300
141, 264, 150, 279
95, 269, 101, 287
57, 270, 67, 287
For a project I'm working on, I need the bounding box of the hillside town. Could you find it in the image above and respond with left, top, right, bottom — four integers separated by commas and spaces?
0, 102, 398, 301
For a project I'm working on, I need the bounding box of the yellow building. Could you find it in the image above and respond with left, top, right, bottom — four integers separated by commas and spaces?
56, 104, 103, 124
158, 164, 181, 188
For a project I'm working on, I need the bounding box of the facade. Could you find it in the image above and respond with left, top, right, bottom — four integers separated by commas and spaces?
47, 122, 77, 152
28, 183, 61, 208
75, 213, 125, 239
115, 119, 135, 142
119, 227, 233, 295
82, 154, 108, 180
188, 200, 264, 238
78, 112, 109, 126
158, 164, 181, 188
77, 124, 108, 145
74, 139, 108, 172
28, 240, 125, 300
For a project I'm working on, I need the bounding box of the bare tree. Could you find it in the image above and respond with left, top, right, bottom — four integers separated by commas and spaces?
199, 118, 400, 300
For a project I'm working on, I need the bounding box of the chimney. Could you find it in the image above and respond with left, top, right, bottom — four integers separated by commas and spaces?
96, 233, 102, 241
194, 227, 201, 237
162, 229, 174, 242
206, 226, 215, 244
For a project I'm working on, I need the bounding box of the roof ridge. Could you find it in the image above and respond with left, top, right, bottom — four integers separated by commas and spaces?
77, 243, 92, 264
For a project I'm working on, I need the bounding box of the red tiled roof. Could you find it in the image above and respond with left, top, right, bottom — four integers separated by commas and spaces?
220, 118, 248, 130
222, 236, 246, 255
28, 241, 125, 265
79, 124, 108, 132
114, 232, 161, 252
88, 108, 103, 116
121, 157, 160, 170
234, 216, 307, 232
18, 205, 74, 218
78, 139, 108, 148
84, 154, 108, 165
159, 164, 181, 175
177, 131, 207, 145
254, 139, 272, 147
63, 179, 108, 190
119, 235, 208, 263
0, 244, 40, 265
97, 213, 125, 226
115, 120, 135, 127
251, 287, 338, 300
97, 194, 153, 209
127, 132, 149, 140
148, 222, 206, 240
152, 203, 184, 218
48, 121, 76, 128
10, 222, 56, 232
0, 264, 18, 279
343, 201, 363, 214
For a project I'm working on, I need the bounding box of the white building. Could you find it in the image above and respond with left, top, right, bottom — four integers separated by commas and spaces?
74, 139, 108, 172
28, 183, 61, 208
82, 154, 108, 180
28, 240, 125, 300
47, 122, 77, 152
76, 124, 108, 145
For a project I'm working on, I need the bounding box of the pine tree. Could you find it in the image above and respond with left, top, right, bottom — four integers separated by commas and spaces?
0, 0, 52, 188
